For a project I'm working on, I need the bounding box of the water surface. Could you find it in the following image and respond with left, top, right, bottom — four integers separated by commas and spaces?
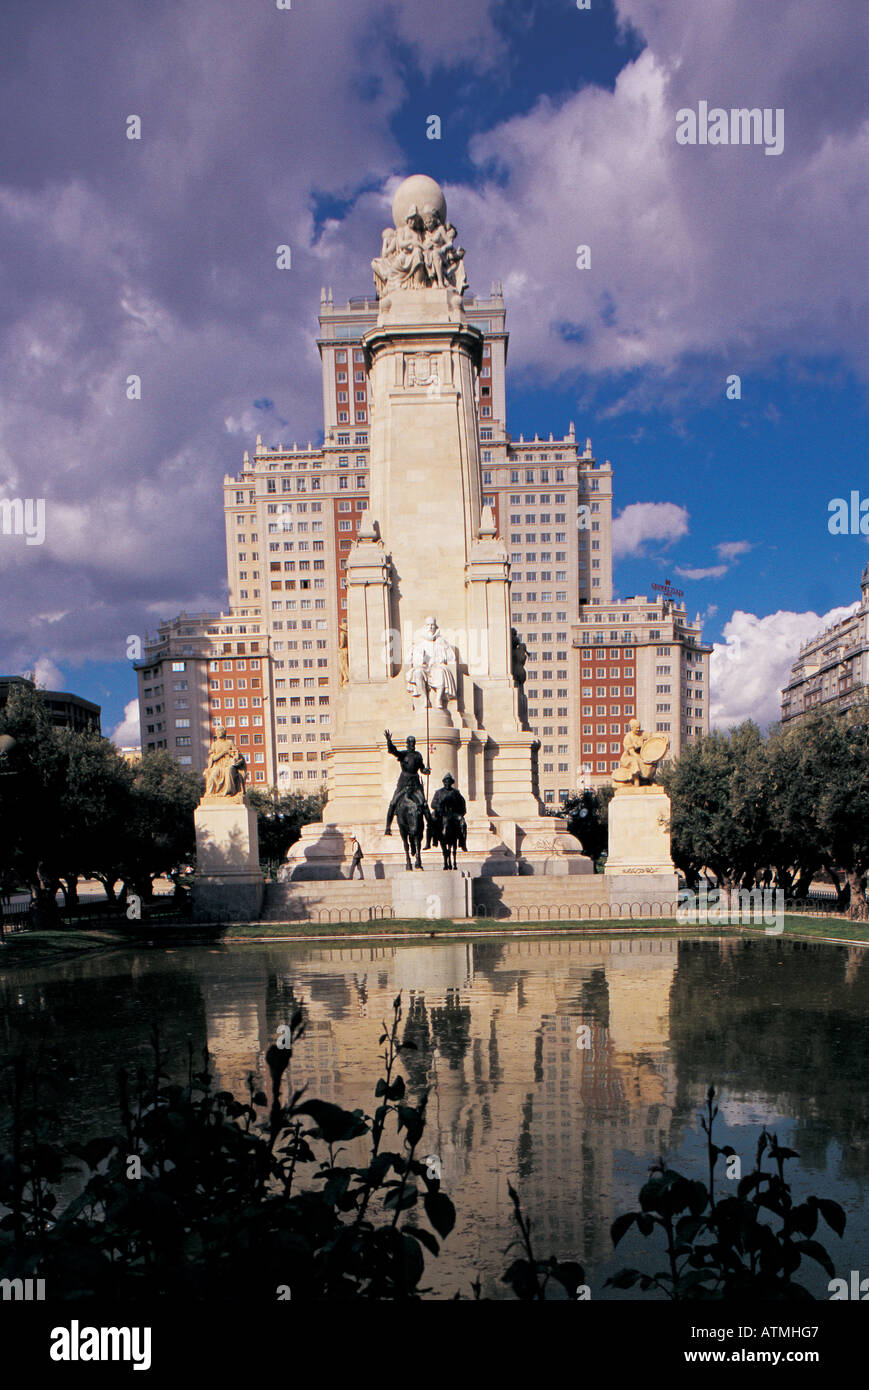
2, 934, 867, 1298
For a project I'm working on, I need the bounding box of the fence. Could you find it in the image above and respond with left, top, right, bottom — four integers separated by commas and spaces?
0, 900, 32, 939
0, 893, 858, 935
266, 904, 396, 924
473, 901, 679, 921
0, 890, 185, 937
785, 895, 848, 917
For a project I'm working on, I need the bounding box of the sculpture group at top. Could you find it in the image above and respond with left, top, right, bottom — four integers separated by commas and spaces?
372, 174, 467, 298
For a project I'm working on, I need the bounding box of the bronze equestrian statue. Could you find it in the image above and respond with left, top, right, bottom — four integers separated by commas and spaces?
384, 729, 433, 870
428, 772, 467, 870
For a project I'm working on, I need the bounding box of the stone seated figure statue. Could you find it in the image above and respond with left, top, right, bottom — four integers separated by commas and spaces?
405, 616, 457, 711
203, 724, 247, 801
612, 718, 670, 787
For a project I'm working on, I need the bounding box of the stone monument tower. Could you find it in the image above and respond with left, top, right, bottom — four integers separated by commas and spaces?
287, 175, 586, 880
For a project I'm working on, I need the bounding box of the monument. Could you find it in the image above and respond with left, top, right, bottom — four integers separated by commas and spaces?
192, 724, 263, 920
605, 719, 678, 904
286, 174, 587, 891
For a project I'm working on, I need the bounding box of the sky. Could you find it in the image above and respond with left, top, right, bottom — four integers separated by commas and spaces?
0, 0, 866, 745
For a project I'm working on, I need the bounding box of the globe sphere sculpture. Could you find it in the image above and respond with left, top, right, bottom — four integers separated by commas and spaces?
392, 174, 446, 228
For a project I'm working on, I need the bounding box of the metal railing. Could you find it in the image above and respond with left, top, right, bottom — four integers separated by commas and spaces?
263, 904, 395, 924
473, 901, 679, 921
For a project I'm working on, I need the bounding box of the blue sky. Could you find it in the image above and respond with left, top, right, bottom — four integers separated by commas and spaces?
0, 0, 866, 741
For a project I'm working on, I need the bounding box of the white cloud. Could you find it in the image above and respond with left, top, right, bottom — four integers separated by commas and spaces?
32, 656, 64, 690
612, 501, 689, 557
716, 541, 752, 561
111, 699, 140, 748
34, 610, 71, 625
710, 603, 860, 729
459, 0, 869, 389
224, 411, 263, 436
675, 565, 728, 580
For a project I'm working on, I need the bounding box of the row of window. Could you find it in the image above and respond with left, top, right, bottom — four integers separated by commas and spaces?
510, 532, 571, 543
479, 468, 570, 483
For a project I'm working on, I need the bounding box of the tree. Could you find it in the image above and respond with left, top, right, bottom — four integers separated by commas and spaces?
0, 682, 68, 924
660, 723, 769, 889
763, 722, 824, 897
560, 785, 613, 867
53, 730, 135, 906
118, 752, 202, 900
0, 686, 197, 917
248, 786, 326, 872
800, 708, 869, 918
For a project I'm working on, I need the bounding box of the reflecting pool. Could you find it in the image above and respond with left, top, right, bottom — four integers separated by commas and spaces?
2, 934, 868, 1298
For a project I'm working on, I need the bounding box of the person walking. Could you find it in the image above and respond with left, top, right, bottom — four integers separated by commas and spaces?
349, 835, 364, 881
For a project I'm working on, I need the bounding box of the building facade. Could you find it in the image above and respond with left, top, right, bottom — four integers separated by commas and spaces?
781, 564, 869, 725
571, 595, 709, 795
138, 283, 709, 798
0, 676, 101, 733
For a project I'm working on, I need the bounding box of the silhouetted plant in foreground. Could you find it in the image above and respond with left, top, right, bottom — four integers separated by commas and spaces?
502, 1181, 586, 1300
606, 1087, 846, 1300
0, 995, 455, 1299
1, 1046, 847, 1301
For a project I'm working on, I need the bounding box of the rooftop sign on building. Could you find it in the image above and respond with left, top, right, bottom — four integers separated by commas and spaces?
651, 580, 684, 601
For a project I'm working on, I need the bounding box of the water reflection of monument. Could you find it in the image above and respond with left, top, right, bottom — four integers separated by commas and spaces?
202, 937, 679, 1296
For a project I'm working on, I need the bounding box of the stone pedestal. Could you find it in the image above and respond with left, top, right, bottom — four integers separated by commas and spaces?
192, 799, 263, 921
604, 785, 678, 905
391, 869, 473, 920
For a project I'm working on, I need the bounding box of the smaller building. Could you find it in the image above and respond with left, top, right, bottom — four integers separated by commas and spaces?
570, 595, 711, 793
135, 611, 275, 784
781, 564, 869, 725
0, 676, 101, 733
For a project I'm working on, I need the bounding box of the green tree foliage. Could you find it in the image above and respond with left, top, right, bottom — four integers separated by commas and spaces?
0, 684, 201, 915
0, 682, 77, 923
560, 785, 613, 867
660, 702, 869, 915
247, 786, 326, 871
118, 751, 201, 900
